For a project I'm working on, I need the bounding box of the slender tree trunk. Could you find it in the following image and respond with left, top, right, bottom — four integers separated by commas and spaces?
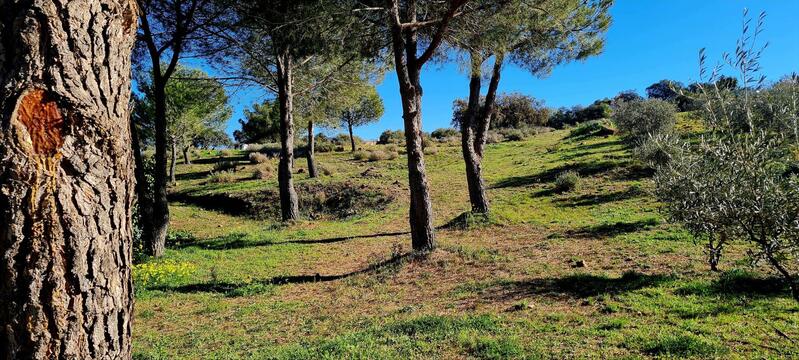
169, 138, 177, 185
348, 121, 356, 152
0, 1, 137, 358
131, 120, 154, 256
388, 1, 436, 251
461, 54, 490, 214
150, 80, 169, 257
183, 146, 191, 164
276, 49, 300, 221
461, 53, 504, 214
306, 120, 317, 178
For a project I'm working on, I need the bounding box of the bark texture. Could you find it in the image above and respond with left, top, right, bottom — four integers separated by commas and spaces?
461, 53, 503, 214
276, 49, 299, 221
387, 0, 443, 251
0, 0, 137, 358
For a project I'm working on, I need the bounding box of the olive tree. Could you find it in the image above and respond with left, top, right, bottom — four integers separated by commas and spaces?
653, 11, 799, 300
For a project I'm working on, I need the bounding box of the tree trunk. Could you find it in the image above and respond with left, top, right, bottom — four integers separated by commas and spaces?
149, 79, 169, 257
276, 49, 300, 221
461, 54, 490, 214
182, 146, 191, 165
461, 53, 504, 214
0, 1, 137, 358
348, 121, 356, 152
388, 2, 436, 251
306, 120, 317, 178
169, 138, 177, 185
131, 120, 154, 257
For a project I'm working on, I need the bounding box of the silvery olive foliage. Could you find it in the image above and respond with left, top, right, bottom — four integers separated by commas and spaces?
652, 10, 799, 300
612, 98, 678, 145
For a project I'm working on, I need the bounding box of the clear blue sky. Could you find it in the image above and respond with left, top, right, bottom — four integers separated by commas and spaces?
221, 0, 799, 140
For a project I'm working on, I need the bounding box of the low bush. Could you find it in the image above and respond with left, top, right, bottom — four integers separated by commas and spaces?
554, 171, 580, 193
378, 130, 404, 144
251, 163, 274, 180
353, 150, 369, 161
498, 128, 525, 142
248, 152, 269, 164
368, 150, 389, 162
319, 165, 333, 176
213, 160, 238, 172
431, 127, 459, 140
423, 146, 439, 155
315, 142, 335, 153
613, 99, 677, 145
207, 171, 236, 184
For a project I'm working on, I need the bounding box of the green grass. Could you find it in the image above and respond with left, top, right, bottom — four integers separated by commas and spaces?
133, 126, 799, 359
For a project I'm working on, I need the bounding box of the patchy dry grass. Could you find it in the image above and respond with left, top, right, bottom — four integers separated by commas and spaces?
134, 127, 799, 359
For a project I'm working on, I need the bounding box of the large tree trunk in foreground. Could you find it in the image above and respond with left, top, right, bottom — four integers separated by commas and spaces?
306, 120, 317, 178
0, 0, 137, 358
461, 53, 503, 215
276, 49, 300, 221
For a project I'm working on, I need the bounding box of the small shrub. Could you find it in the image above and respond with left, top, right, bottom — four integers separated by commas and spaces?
378, 129, 404, 144
251, 163, 274, 180
248, 152, 269, 164
219, 149, 235, 157
553, 171, 580, 193
213, 160, 238, 172
319, 165, 333, 176
431, 127, 459, 140
498, 128, 525, 142
315, 142, 335, 153
368, 150, 388, 162
485, 131, 504, 144
613, 99, 677, 145
423, 146, 439, 155
353, 150, 369, 160
207, 171, 236, 184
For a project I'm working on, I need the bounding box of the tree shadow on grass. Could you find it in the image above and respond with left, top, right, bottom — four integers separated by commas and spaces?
483, 271, 673, 302
553, 187, 644, 207
154, 251, 418, 296
175, 170, 212, 181
171, 231, 411, 250
492, 160, 625, 189
676, 270, 790, 298
565, 218, 659, 239
571, 139, 625, 152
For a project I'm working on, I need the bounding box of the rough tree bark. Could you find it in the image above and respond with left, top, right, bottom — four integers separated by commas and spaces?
276, 49, 300, 221
0, 0, 138, 358
386, 0, 464, 251
306, 119, 317, 178
461, 52, 503, 214
348, 121, 356, 152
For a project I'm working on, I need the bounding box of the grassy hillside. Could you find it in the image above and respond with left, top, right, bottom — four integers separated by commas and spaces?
133, 125, 799, 359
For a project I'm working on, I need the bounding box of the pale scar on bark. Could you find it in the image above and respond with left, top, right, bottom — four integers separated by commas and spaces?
15, 89, 65, 155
